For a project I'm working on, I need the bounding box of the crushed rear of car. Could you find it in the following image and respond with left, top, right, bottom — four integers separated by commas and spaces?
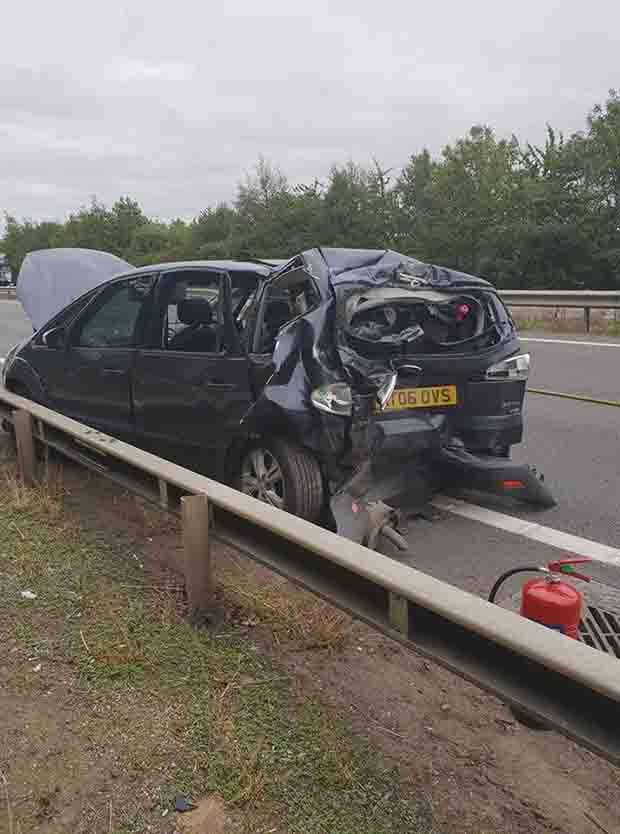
239, 248, 555, 548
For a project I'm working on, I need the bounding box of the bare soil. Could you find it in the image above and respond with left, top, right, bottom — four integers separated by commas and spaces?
1, 452, 619, 834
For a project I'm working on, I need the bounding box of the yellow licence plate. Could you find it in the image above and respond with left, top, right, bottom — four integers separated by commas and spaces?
380, 385, 458, 412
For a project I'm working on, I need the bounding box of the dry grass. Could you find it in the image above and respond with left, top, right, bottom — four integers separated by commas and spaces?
1, 769, 16, 834
217, 550, 353, 651
110, 491, 180, 538
1, 455, 65, 518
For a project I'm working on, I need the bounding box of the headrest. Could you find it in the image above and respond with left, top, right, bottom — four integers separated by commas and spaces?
177, 298, 213, 325
170, 281, 188, 302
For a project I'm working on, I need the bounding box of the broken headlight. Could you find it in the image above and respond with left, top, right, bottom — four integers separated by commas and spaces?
485, 353, 530, 380
375, 372, 398, 411
311, 383, 353, 416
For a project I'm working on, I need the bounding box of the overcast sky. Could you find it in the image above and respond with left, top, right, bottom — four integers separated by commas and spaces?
1, 0, 618, 227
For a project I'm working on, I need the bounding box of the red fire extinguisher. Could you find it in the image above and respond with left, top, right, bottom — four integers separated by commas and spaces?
489, 558, 591, 639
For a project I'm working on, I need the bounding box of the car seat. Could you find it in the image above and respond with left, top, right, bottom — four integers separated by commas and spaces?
168, 298, 218, 352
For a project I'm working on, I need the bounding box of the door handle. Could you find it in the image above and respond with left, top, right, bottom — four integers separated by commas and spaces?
102, 368, 126, 376
203, 380, 236, 390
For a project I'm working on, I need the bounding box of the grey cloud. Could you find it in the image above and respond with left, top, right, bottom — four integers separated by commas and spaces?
1, 0, 618, 228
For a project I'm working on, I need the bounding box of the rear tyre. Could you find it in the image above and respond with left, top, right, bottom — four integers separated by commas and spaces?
238, 438, 324, 522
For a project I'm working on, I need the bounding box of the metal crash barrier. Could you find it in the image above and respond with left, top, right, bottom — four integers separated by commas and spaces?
499, 289, 620, 333
1, 385, 619, 764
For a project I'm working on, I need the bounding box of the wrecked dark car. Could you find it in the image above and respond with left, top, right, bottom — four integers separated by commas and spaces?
3, 247, 554, 550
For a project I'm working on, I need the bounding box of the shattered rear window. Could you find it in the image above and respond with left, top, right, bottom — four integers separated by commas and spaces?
345, 289, 508, 356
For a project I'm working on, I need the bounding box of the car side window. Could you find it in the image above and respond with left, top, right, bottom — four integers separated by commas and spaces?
163, 274, 223, 353
73, 276, 155, 348
257, 271, 320, 353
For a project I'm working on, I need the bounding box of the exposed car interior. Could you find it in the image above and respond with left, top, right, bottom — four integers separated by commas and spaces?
162, 276, 222, 353
255, 267, 320, 353
161, 270, 263, 354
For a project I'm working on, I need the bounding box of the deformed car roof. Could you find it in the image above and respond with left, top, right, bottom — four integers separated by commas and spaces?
274, 247, 493, 291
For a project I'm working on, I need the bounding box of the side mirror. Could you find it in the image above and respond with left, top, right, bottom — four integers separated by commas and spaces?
42, 326, 66, 349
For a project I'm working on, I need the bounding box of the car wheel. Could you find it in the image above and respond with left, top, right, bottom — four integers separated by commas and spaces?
238, 438, 324, 522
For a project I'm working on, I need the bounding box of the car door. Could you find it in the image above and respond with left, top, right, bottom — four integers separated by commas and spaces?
44, 274, 156, 437
132, 268, 255, 476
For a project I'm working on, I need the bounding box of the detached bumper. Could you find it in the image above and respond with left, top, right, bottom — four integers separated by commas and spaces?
438, 445, 556, 508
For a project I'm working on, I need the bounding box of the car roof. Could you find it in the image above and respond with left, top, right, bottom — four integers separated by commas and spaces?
125, 259, 276, 278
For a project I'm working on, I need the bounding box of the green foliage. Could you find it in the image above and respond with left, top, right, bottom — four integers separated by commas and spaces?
3, 91, 620, 289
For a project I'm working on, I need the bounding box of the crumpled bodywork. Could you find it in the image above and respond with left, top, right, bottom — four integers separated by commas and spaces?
246, 247, 513, 465
242, 247, 553, 545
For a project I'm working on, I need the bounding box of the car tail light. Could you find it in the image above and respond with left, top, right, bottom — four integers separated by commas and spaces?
311, 383, 353, 416
485, 353, 530, 381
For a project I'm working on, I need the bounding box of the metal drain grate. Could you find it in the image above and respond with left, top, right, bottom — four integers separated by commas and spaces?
579, 606, 620, 657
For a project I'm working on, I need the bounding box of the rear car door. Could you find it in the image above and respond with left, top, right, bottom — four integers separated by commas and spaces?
44, 275, 156, 437
132, 269, 255, 476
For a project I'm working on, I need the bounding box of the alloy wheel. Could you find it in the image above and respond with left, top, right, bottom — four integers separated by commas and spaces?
240, 448, 286, 509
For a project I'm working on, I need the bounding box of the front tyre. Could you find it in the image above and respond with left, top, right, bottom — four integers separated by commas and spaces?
238, 438, 324, 522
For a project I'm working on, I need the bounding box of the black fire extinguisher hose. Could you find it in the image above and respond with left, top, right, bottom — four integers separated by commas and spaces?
488, 566, 544, 604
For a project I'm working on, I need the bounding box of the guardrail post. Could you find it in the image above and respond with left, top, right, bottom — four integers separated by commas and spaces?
13, 409, 37, 486
181, 493, 213, 625
35, 419, 50, 470
158, 478, 169, 509
389, 592, 409, 636
584, 307, 591, 333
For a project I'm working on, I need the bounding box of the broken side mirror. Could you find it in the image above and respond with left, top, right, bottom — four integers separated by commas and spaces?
42, 325, 66, 349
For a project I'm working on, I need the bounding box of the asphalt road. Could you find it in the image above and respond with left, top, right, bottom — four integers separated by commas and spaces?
1, 301, 618, 595
0, 300, 32, 355
523, 333, 620, 402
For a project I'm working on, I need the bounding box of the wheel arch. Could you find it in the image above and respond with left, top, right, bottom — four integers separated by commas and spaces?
5, 359, 46, 403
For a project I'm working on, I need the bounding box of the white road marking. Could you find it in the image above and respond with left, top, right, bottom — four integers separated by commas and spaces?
433, 496, 620, 569
521, 337, 620, 348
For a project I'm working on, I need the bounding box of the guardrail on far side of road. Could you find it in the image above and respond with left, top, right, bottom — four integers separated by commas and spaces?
499, 290, 620, 333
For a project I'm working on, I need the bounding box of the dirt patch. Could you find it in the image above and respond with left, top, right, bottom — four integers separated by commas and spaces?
290, 639, 620, 834
175, 796, 238, 834
2, 446, 619, 834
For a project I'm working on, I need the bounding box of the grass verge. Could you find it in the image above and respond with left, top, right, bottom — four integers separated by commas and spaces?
0, 453, 438, 834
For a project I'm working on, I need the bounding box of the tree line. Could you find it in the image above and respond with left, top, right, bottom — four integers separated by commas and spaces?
3, 91, 620, 290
